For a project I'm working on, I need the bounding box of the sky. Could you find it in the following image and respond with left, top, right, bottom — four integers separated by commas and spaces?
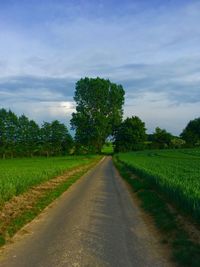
0, 0, 200, 135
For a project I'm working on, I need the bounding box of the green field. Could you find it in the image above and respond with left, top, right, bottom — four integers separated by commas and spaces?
101, 142, 114, 154
0, 155, 98, 205
116, 149, 200, 220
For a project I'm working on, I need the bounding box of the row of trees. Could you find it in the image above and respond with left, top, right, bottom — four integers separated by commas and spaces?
0, 109, 73, 158
1, 77, 199, 156
71, 77, 200, 153
114, 117, 200, 152
114, 117, 188, 152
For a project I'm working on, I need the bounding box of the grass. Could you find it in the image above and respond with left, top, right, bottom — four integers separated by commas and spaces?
0, 155, 97, 205
0, 156, 101, 246
6, 168, 89, 238
114, 151, 200, 267
116, 149, 200, 221
101, 142, 114, 155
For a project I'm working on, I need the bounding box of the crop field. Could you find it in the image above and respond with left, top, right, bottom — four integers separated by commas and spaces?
116, 149, 200, 220
101, 142, 114, 154
0, 155, 98, 205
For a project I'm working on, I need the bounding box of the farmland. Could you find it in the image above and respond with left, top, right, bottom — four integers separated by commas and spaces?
0, 155, 99, 206
101, 142, 114, 155
116, 149, 200, 221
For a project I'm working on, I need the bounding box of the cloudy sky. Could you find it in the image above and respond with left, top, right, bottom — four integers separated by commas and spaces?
0, 0, 200, 135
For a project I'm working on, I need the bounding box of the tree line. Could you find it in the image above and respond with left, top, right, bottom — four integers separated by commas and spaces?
113, 116, 200, 152
1, 77, 199, 157
0, 109, 73, 158
71, 77, 200, 153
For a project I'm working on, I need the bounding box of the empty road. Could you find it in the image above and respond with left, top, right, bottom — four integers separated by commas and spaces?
0, 157, 172, 267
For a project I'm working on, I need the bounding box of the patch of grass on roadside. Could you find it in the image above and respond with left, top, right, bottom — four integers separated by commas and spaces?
113, 156, 200, 267
101, 142, 114, 155
138, 190, 177, 233
1, 158, 100, 245
0, 234, 5, 246
116, 150, 200, 222
172, 236, 200, 267
0, 155, 97, 205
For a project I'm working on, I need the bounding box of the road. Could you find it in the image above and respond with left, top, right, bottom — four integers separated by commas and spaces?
0, 157, 172, 267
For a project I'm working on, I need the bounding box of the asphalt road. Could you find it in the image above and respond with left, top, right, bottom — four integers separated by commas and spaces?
0, 157, 172, 267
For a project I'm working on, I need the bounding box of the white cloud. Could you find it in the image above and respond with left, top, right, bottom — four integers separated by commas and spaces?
0, 1, 200, 134
125, 91, 200, 135
47, 101, 75, 117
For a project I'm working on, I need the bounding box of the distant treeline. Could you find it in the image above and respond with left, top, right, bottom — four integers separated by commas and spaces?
0, 109, 73, 158
114, 116, 200, 152
1, 77, 200, 157
70, 77, 200, 153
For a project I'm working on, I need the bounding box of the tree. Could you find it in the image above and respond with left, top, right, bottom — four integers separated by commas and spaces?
0, 109, 18, 158
51, 120, 73, 155
41, 122, 53, 157
17, 114, 29, 156
114, 116, 146, 152
41, 121, 73, 156
71, 77, 125, 153
0, 108, 73, 158
181, 118, 200, 146
152, 127, 172, 149
0, 109, 8, 158
171, 137, 186, 149
28, 120, 41, 155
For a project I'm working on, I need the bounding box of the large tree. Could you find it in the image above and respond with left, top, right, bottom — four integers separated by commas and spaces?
181, 118, 200, 146
114, 116, 146, 152
152, 127, 172, 149
71, 77, 125, 153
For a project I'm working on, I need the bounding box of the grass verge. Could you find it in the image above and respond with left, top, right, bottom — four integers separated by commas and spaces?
113, 156, 200, 267
0, 157, 101, 246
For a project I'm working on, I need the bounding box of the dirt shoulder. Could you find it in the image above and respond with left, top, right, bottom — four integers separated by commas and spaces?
0, 157, 101, 245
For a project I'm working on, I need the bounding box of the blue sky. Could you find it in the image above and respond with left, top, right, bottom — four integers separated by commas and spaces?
0, 0, 200, 134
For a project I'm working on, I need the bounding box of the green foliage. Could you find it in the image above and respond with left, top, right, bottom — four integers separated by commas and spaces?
41, 120, 73, 156
172, 237, 200, 267
170, 137, 186, 148
71, 77, 125, 153
17, 115, 41, 156
0, 234, 5, 246
0, 109, 73, 158
101, 142, 114, 155
114, 116, 146, 152
0, 155, 97, 205
151, 127, 173, 149
116, 149, 200, 221
181, 118, 200, 146
0, 109, 18, 158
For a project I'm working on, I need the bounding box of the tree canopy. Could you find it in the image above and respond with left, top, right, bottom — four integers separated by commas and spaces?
0, 109, 73, 158
114, 116, 146, 152
71, 77, 125, 153
2, 78, 199, 157
151, 127, 173, 149
181, 118, 200, 146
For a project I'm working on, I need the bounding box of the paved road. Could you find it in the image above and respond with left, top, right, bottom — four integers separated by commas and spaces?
0, 157, 172, 267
